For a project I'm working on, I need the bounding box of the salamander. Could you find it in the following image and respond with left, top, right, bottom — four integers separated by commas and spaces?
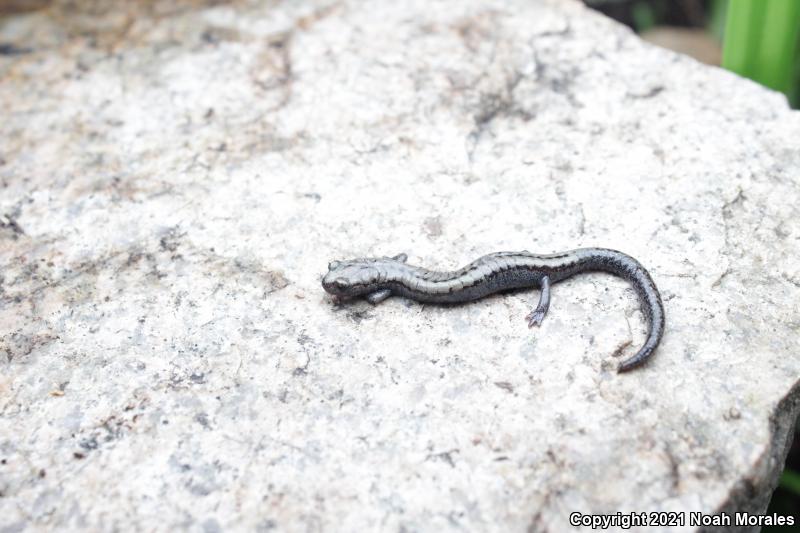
322, 248, 665, 372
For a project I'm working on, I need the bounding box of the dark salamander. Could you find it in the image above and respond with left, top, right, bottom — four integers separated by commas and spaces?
322, 248, 665, 372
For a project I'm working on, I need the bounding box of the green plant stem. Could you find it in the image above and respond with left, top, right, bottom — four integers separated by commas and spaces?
722, 0, 800, 100
780, 468, 800, 497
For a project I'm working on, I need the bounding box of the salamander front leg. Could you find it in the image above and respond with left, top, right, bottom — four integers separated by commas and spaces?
525, 275, 551, 328
367, 289, 392, 304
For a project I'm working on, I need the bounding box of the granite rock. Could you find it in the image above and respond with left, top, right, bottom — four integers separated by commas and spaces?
1, 0, 799, 531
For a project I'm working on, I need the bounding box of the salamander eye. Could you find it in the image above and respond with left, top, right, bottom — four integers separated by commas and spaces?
328, 261, 341, 270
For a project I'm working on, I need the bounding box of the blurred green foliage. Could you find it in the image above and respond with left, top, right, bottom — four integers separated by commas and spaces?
722, 0, 800, 107
631, 2, 657, 31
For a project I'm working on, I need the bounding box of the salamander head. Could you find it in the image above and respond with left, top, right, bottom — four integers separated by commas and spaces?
322, 259, 381, 300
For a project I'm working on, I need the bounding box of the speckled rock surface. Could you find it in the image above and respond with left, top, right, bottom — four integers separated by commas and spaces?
1, 1, 799, 531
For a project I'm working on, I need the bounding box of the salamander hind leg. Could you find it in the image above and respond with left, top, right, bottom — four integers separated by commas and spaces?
367, 289, 392, 304
525, 275, 551, 328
